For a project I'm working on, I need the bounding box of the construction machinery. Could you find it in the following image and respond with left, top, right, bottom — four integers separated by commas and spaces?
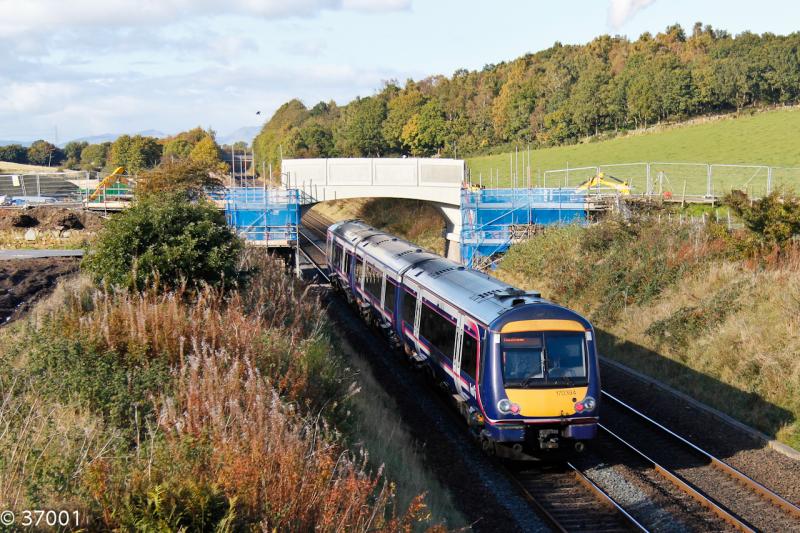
575, 172, 631, 195
88, 166, 128, 201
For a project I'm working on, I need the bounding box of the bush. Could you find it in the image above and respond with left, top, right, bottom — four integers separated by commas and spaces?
82, 193, 243, 290
725, 189, 800, 247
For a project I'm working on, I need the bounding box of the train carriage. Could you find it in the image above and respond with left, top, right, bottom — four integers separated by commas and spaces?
327, 219, 600, 458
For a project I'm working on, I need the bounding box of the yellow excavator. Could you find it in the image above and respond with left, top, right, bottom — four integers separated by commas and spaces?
575, 172, 631, 195
88, 166, 127, 201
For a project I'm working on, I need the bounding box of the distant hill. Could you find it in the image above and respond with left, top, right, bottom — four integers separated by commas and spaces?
218, 126, 260, 146
0, 140, 31, 147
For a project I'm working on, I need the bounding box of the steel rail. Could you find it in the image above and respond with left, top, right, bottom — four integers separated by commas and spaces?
602, 390, 800, 522
599, 423, 755, 532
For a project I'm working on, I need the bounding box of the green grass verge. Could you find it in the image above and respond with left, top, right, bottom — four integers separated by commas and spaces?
468, 107, 800, 196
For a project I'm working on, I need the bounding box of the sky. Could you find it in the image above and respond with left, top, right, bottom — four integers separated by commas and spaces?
1, 0, 798, 144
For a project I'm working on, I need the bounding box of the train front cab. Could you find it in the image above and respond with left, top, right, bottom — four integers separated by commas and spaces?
479, 310, 600, 459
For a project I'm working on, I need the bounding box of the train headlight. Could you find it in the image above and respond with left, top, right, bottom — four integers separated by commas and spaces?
575, 396, 596, 413
497, 399, 521, 414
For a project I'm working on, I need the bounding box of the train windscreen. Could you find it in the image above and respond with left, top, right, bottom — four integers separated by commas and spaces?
501, 332, 587, 387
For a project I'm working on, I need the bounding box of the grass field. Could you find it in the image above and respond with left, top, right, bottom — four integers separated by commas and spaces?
0, 161, 64, 174
468, 107, 800, 196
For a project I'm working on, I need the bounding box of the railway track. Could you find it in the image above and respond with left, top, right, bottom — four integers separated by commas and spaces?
297, 210, 800, 532
598, 392, 800, 532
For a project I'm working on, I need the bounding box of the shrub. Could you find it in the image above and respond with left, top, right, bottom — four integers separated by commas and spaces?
82, 193, 243, 290
725, 189, 800, 247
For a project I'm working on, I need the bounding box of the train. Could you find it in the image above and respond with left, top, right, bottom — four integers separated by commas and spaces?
325, 219, 600, 459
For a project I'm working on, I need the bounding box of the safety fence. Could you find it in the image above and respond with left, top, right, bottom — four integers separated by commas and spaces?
0, 171, 134, 207
473, 162, 800, 199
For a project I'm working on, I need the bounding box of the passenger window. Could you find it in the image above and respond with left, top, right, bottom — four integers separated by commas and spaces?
355, 256, 364, 286
364, 263, 383, 300
385, 279, 397, 315
343, 252, 351, 275
419, 303, 456, 359
461, 332, 478, 380
402, 290, 416, 324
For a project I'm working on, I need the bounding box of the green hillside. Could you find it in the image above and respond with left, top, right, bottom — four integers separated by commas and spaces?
468, 108, 800, 195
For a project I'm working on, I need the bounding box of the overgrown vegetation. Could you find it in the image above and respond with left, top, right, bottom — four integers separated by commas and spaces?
255, 23, 800, 172
312, 198, 446, 255
82, 193, 243, 290
0, 251, 448, 530
496, 192, 800, 447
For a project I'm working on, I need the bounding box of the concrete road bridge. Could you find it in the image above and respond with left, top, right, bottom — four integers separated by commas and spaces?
282, 158, 466, 259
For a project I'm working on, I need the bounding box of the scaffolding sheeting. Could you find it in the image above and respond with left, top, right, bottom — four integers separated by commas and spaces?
224, 187, 300, 246
460, 187, 588, 267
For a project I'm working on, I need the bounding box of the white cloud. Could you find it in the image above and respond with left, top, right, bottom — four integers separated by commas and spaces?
0, 0, 411, 38
607, 0, 656, 30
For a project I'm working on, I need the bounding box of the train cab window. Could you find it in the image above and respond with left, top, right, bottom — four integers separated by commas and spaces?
461, 332, 478, 380
501, 332, 587, 387
364, 263, 383, 300
402, 290, 417, 325
384, 279, 397, 315
419, 303, 456, 359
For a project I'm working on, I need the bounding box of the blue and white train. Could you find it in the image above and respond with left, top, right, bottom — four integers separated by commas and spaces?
326, 219, 600, 457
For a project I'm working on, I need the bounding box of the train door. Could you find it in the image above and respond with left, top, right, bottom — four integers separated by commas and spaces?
413, 291, 423, 359
453, 315, 467, 398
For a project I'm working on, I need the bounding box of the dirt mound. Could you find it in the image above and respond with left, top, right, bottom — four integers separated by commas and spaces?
0, 207, 104, 232
0, 257, 80, 324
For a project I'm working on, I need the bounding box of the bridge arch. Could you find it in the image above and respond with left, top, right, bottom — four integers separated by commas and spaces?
284, 158, 465, 260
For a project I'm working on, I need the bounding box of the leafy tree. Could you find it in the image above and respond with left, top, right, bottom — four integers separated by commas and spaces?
400, 101, 448, 156
0, 144, 27, 163
382, 85, 426, 152
252, 99, 310, 173
80, 143, 111, 170
110, 135, 162, 173
163, 138, 193, 160
334, 96, 387, 156
82, 192, 243, 290
63, 140, 89, 169
135, 158, 223, 200
288, 122, 334, 158
27, 140, 63, 166
189, 136, 224, 168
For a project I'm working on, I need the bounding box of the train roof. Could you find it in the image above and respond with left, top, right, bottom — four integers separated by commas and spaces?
329, 219, 546, 325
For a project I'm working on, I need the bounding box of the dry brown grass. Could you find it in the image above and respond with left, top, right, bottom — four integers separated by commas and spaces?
0, 251, 444, 530
312, 198, 446, 255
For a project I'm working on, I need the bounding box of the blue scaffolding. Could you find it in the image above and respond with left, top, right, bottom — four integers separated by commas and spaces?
224, 187, 300, 245
460, 188, 589, 267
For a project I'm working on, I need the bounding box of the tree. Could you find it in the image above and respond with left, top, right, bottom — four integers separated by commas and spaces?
63, 140, 89, 169
27, 140, 63, 166
189, 136, 224, 168
382, 86, 426, 153
82, 192, 243, 290
334, 96, 387, 156
135, 158, 223, 200
110, 135, 162, 173
163, 138, 193, 160
400, 101, 448, 156
289, 122, 334, 158
0, 144, 27, 163
80, 143, 110, 170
